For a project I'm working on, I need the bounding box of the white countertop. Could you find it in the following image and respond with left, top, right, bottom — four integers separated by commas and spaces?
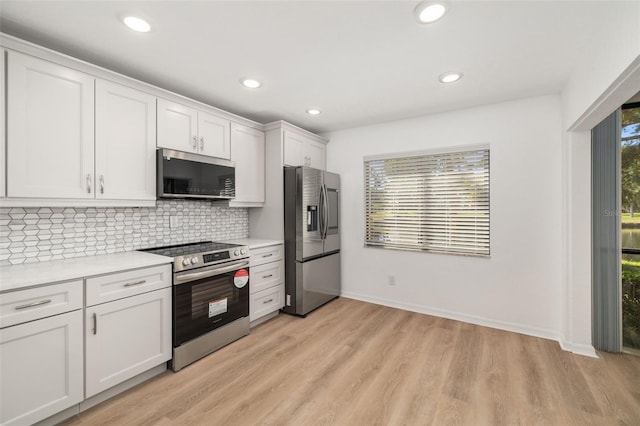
224, 238, 283, 249
0, 251, 173, 293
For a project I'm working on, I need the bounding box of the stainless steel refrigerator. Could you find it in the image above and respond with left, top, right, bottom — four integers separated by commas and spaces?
283, 166, 340, 316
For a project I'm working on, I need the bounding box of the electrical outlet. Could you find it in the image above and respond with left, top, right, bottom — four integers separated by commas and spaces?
388, 275, 396, 286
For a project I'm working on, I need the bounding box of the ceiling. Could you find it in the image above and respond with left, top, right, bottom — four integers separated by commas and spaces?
0, 1, 625, 134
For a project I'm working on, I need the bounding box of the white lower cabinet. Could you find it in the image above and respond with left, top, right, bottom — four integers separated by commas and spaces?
249, 244, 285, 322
0, 309, 83, 426
250, 285, 284, 322
85, 267, 172, 398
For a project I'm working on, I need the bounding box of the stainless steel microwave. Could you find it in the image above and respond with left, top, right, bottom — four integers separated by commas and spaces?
157, 149, 236, 200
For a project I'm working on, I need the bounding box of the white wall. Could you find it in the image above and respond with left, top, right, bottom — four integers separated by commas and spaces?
560, 130, 594, 356
559, 1, 640, 356
325, 95, 564, 340
562, 1, 640, 131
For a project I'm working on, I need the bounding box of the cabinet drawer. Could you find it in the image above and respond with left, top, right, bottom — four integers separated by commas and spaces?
250, 284, 284, 322
0, 280, 83, 328
86, 264, 171, 306
250, 244, 283, 267
250, 260, 283, 294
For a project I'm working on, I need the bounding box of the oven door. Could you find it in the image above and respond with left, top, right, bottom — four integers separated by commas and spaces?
173, 259, 249, 347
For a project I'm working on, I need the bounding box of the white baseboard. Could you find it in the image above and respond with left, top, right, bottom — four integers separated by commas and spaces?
341, 291, 596, 357
559, 338, 598, 358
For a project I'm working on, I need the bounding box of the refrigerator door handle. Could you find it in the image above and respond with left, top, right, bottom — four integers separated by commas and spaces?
318, 185, 326, 239
322, 184, 329, 239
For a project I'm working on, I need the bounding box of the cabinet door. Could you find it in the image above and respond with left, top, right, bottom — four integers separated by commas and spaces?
198, 111, 231, 159
7, 51, 95, 198
157, 98, 198, 153
250, 284, 284, 322
230, 123, 265, 204
0, 310, 83, 426
85, 287, 172, 398
305, 140, 326, 170
283, 131, 305, 167
95, 80, 156, 200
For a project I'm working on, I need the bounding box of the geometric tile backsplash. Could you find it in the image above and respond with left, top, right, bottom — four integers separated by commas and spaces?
0, 200, 248, 266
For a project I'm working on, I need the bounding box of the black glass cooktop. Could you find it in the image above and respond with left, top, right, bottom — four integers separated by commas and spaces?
139, 241, 241, 257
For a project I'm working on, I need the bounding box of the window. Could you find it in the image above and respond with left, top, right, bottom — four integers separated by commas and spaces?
364, 147, 490, 257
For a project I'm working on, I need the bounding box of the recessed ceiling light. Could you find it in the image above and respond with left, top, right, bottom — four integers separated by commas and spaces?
439, 71, 463, 83
241, 78, 261, 89
414, 2, 447, 24
123, 16, 151, 33
306, 108, 322, 116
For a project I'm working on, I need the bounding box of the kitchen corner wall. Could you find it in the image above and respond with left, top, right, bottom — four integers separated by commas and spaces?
325, 94, 564, 342
0, 200, 248, 266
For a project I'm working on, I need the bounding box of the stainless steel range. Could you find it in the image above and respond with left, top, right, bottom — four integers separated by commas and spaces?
140, 241, 250, 371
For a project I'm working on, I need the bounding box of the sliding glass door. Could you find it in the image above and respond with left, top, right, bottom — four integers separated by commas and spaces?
621, 102, 640, 353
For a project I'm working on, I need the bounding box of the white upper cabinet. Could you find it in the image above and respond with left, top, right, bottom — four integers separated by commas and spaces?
157, 98, 231, 159
229, 123, 265, 206
305, 139, 327, 170
283, 130, 326, 170
5, 51, 156, 205
95, 80, 156, 201
156, 99, 198, 152
198, 111, 231, 159
7, 50, 95, 199
283, 131, 305, 167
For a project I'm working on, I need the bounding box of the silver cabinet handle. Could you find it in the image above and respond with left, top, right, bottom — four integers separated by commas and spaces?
263, 299, 274, 304
87, 174, 92, 193
124, 280, 146, 287
192, 136, 197, 150
262, 274, 273, 279
200, 136, 204, 150
100, 175, 104, 194
262, 253, 273, 258
93, 313, 97, 335
15, 299, 52, 310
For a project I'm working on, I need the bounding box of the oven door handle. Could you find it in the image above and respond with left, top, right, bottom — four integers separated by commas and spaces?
174, 260, 250, 285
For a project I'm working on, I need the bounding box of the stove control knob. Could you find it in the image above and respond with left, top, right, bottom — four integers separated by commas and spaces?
182, 258, 191, 266
240, 249, 247, 255
234, 249, 240, 256
191, 256, 199, 264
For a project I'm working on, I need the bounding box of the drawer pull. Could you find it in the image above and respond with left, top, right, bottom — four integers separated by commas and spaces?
124, 280, 146, 287
93, 313, 97, 335
262, 253, 274, 258
15, 299, 52, 310
262, 274, 273, 279
263, 299, 274, 304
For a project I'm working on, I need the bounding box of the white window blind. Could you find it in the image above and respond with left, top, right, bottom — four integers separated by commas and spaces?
364, 148, 490, 257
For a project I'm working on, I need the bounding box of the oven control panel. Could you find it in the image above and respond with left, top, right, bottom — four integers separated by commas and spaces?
173, 245, 250, 272
203, 251, 230, 264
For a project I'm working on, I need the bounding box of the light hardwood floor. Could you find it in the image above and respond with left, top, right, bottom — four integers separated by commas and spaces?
62, 298, 640, 426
